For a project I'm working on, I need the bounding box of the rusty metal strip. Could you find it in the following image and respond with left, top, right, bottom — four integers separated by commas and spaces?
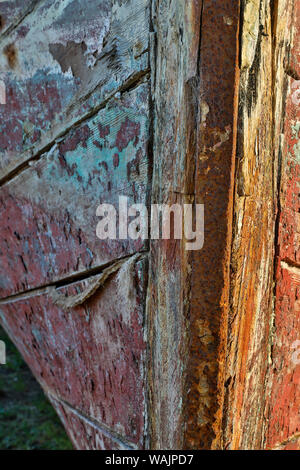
148, 0, 240, 449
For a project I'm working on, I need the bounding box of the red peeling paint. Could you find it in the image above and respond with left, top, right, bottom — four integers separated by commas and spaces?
115, 117, 140, 152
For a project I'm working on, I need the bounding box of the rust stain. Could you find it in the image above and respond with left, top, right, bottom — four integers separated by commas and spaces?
3, 43, 17, 69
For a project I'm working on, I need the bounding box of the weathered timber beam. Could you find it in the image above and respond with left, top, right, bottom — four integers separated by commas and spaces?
0, 0, 43, 41
148, 0, 240, 449
223, 0, 299, 450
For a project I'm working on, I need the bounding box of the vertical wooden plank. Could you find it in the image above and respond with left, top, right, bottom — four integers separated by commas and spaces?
48, 397, 133, 450
0, 84, 150, 297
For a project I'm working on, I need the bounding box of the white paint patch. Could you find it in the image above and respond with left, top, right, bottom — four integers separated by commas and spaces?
223, 16, 233, 26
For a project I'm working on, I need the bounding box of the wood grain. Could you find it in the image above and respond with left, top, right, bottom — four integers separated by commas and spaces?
0, 83, 150, 297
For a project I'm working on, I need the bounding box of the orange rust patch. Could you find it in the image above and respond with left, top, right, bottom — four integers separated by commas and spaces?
4, 43, 17, 69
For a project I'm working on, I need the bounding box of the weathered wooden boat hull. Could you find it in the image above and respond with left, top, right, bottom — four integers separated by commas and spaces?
0, 0, 299, 450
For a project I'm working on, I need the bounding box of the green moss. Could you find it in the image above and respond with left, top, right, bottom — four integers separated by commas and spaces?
0, 327, 73, 450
